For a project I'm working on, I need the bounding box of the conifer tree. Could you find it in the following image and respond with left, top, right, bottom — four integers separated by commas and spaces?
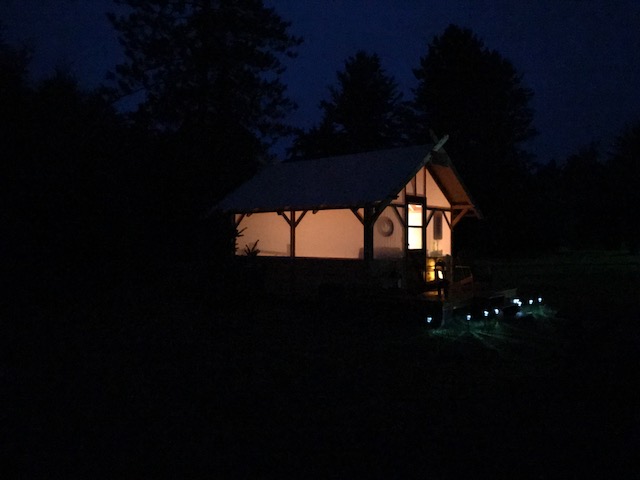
290, 50, 407, 159
108, 0, 302, 208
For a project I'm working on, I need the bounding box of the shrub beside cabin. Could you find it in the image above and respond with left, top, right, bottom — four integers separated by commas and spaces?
216, 141, 481, 298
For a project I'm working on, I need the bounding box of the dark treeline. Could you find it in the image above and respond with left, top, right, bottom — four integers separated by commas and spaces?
3, 8, 640, 314
3, 0, 301, 314
291, 25, 640, 258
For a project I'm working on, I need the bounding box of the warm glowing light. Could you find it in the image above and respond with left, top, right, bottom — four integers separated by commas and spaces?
408, 203, 422, 215
408, 227, 423, 250
407, 203, 423, 250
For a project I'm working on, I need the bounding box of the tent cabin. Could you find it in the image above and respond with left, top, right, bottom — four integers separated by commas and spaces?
216, 141, 481, 297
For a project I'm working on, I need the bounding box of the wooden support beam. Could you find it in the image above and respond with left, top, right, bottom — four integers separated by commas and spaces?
289, 210, 296, 257
294, 210, 307, 227
279, 211, 291, 225
425, 204, 451, 211
423, 166, 427, 197
443, 211, 451, 228
351, 208, 365, 225
363, 205, 375, 262
279, 210, 308, 257
425, 209, 435, 226
391, 205, 405, 227
431, 134, 449, 153
451, 207, 470, 227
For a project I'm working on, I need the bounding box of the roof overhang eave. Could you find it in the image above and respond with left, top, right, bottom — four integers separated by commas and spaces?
221, 201, 387, 215
451, 203, 483, 220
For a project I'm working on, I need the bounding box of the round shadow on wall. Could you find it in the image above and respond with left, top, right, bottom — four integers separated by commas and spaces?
377, 216, 394, 237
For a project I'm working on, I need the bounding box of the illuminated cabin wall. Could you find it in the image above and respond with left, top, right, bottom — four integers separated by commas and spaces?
296, 209, 363, 258
426, 210, 452, 256
425, 169, 452, 257
426, 169, 449, 207
236, 212, 290, 256
404, 164, 425, 197
236, 210, 363, 258
373, 205, 403, 259
371, 166, 454, 258
236, 207, 404, 260
235, 166, 456, 259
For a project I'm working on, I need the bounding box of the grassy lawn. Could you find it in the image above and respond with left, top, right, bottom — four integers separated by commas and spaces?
481, 250, 640, 320
11, 251, 640, 477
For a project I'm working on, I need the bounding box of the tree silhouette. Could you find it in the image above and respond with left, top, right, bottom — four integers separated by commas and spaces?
108, 0, 300, 140
1, 34, 31, 171
1, 56, 143, 309
412, 24, 536, 188
560, 143, 610, 249
412, 25, 537, 255
609, 122, 640, 252
290, 50, 408, 159
108, 0, 302, 211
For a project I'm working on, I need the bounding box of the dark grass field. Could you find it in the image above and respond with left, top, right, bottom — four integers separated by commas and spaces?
7, 252, 640, 478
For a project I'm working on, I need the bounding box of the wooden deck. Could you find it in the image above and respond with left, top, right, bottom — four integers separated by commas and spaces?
233, 255, 519, 327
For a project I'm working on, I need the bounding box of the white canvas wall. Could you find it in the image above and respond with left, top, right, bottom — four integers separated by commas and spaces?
425, 170, 452, 257
235, 166, 456, 260
373, 206, 403, 259
426, 210, 452, 256
236, 209, 365, 259
236, 212, 289, 256
426, 169, 450, 208
296, 209, 363, 259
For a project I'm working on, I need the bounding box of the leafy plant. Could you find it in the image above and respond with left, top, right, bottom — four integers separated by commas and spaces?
243, 240, 260, 257
234, 227, 246, 254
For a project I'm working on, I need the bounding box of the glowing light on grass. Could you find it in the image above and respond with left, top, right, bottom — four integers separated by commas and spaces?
426, 316, 433, 324
529, 299, 534, 305
494, 308, 500, 315
483, 310, 489, 318
466, 314, 472, 321
538, 297, 543, 303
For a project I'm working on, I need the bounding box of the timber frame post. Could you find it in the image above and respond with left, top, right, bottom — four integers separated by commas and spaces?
352, 204, 383, 263
279, 210, 307, 258
289, 210, 296, 258
363, 205, 375, 262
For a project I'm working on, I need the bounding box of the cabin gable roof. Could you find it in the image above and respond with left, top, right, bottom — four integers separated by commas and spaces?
215, 144, 480, 217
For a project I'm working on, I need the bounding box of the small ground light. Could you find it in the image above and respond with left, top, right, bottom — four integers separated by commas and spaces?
483, 310, 489, 317
426, 316, 433, 324
529, 299, 534, 305
466, 314, 472, 321
494, 308, 500, 315
538, 297, 543, 303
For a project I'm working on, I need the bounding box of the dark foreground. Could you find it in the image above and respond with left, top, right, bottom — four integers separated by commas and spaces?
7, 258, 640, 478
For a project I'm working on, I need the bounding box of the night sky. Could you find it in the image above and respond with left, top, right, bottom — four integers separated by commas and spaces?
2, 0, 640, 163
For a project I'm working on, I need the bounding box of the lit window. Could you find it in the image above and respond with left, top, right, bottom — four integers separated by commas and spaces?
408, 203, 423, 250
